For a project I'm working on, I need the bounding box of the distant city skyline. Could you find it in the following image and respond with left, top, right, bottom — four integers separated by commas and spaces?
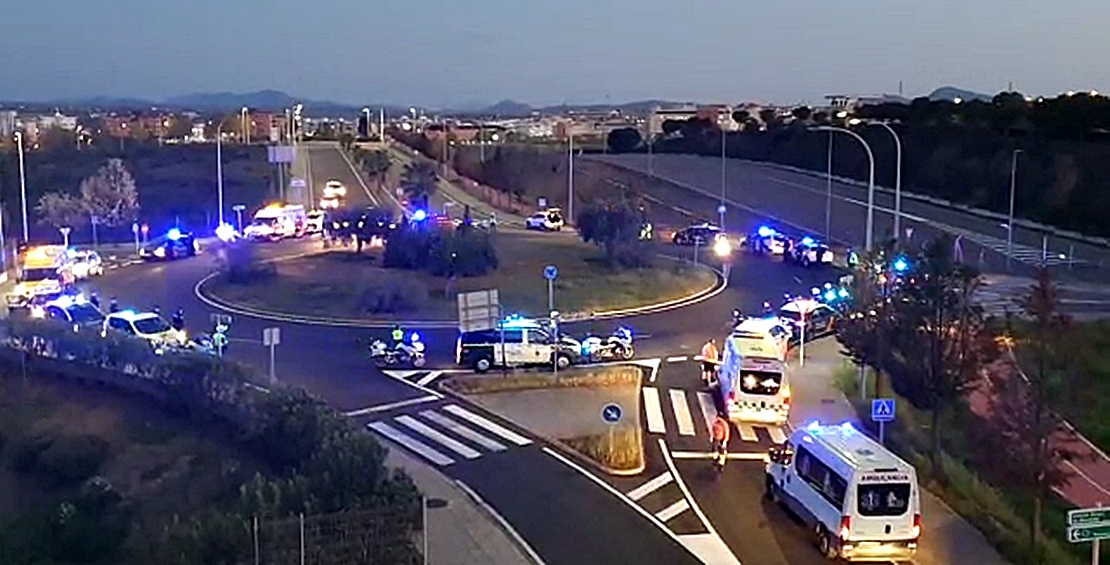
4, 1, 1108, 108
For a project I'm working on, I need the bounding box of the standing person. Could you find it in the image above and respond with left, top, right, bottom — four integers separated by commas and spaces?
171, 308, 185, 331
700, 338, 719, 385
89, 292, 101, 309
109, 296, 119, 313
390, 324, 405, 349
710, 413, 730, 470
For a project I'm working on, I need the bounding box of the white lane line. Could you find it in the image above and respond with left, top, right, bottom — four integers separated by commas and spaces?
334, 145, 379, 206
695, 392, 717, 435
395, 415, 481, 459
416, 371, 444, 386
378, 369, 444, 399
343, 395, 439, 417
666, 355, 688, 363
767, 426, 787, 444
658, 438, 738, 562
421, 410, 507, 452
381, 369, 421, 380
655, 499, 690, 522
626, 472, 674, 501
737, 423, 758, 442
677, 533, 743, 565
669, 390, 696, 436
642, 387, 666, 434
670, 451, 769, 461
368, 422, 454, 466
442, 405, 532, 446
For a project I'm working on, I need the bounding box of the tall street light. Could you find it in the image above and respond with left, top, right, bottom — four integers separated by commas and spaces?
14, 131, 28, 242
854, 119, 903, 240
813, 126, 876, 251
567, 132, 575, 224
1007, 149, 1023, 272
824, 131, 833, 241
216, 123, 225, 227
240, 107, 249, 144
719, 125, 727, 230
646, 125, 653, 177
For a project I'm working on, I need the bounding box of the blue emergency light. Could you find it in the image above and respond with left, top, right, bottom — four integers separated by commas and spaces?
167, 228, 183, 240
411, 209, 427, 222
892, 257, 909, 272
757, 226, 775, 237
801, 236, 814, 246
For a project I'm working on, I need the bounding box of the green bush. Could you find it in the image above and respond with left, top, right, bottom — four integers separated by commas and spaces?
384, 224, 498, 277
35, 435, 110, 487
356, 276, 428, 314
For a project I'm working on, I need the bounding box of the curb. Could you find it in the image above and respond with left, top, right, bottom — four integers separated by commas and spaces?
194, 252, 727, 329
437, 378, 646, 477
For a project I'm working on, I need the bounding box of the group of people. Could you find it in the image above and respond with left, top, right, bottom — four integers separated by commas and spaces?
701, 338, 730, 469
88, 292, 188, 332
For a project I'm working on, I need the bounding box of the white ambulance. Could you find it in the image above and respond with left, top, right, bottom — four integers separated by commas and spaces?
729, 316, 792, 361
765, 422, 921, 562
243, 204, 307, 240
718, 336, 791, 425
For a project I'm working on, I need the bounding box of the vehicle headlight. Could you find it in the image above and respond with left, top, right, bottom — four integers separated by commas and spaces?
154, 247, 166, 257
414, 342, 425, 352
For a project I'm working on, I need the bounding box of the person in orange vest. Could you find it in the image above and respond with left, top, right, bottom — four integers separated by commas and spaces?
700, 339, 720, 385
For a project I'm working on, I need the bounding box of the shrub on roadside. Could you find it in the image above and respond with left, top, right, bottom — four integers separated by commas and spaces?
222, 241, 275, 284
384, 224, 498, 277
356, 277, 428, 314
35, 435, 110, 487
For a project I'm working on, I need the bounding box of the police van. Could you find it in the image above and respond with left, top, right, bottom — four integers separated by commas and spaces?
456, 316, 577, 373
765, 422, 921, 562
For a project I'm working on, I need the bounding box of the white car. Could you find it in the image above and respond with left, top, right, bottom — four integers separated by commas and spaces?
102, 310, 187, 351
748, 226, 790, 255
323, 180, 347, 199
319, 197, 340, 209
525, 208, 565, 231
69, 250, 104, 279
306, 210, 325, 234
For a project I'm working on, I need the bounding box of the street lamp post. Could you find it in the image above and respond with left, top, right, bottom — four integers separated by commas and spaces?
866, 121, 903, 240
567, 133, 575, 225
646, 128, 654, 177
825, 131, 833, 241
720, 127, 727, 230
59, 227, 70, 247
216, 124, 225, 227
1007, 149, 1023, 272
814, 126, 876, 251
14, 131, 28, 242
240, 107, 249, 144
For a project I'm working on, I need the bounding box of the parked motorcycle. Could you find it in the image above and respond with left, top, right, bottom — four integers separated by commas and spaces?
580, 327, 635, 362
369, 338, 426, 368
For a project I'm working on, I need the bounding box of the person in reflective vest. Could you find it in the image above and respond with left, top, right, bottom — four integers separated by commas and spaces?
391, 325, 405, 348
700, 339, 720, 385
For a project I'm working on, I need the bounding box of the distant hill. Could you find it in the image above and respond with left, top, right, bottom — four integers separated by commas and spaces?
445, 98, 692, 117
9, 90, 375, 117
928, 86, 991, 103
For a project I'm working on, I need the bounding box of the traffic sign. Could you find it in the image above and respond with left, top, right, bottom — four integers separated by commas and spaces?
457, 289, 500, 332
263, 327, 281, 346
601, 403, 623, 425
291, 178, 306, 188
1069, 507, 1110, 528
131, 222, 139, 234
1068, 524, 1110, 543
717, 204, 727, 215
544, 265, 558, 280
871, 399, 895, 422
538, 197, 548, 209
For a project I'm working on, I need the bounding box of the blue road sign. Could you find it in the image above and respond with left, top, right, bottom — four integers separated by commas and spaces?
544, 265, 559, 280
871, 398, 895, 422
601, 403, 622, 425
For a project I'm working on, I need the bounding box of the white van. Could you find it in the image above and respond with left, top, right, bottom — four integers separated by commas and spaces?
765, 423, 921, 562
730, 316, 791, 361
719, 339, 791, 424
244, 204, 307, 240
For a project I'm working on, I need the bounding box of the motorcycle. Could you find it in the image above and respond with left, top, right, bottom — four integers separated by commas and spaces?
580, 327, 635, 362
369, 336, 426, 368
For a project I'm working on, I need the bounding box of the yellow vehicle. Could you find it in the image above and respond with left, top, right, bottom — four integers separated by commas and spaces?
6, 245, 75, 308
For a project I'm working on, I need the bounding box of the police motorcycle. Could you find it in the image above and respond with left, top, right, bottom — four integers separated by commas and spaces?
576, 327, 635, 362
369, 332, 427, 368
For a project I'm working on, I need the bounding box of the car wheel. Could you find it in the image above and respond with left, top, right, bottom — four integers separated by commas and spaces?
554, 353, 572, 370
817, 527, 837, 560
474, 356, 492, 373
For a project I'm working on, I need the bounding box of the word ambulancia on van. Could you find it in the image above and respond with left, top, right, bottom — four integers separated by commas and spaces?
765, 422, 921, 562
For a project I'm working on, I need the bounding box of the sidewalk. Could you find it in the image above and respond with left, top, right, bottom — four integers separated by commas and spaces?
790, 339, 1010, 565
384, 445, 536, 565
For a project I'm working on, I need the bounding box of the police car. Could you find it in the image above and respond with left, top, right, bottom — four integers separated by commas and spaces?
30, 294, 105, 331
778, 297, 838, 341
102, 310, 187, 351
525, 208, 565, 231
69, 250, 104, 279
747, 226, 790, 255
139, 229, 199, 261
673, 223, 723, 246
787, 236, 834, 266
456, 315, 579, 372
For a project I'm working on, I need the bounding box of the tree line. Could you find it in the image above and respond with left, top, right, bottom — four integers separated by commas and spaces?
609, 92, 1110, 237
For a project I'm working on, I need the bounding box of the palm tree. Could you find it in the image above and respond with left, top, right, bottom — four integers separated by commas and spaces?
401, 160, 438, 201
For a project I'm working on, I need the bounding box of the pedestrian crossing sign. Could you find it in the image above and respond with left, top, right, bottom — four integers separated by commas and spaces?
871, 398, 895, 422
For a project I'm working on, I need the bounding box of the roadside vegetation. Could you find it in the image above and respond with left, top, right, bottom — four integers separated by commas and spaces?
0, 316, 422, 565
836, 237, 1086, 565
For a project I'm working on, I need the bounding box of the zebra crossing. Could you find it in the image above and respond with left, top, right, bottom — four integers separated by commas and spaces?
623, 470, 693, 526
947, 226, 1085, 267
366, 403, 532, 467
641, 387, 788, 446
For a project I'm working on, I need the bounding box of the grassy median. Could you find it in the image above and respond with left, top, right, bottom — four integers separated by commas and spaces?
206, 231, 716, 321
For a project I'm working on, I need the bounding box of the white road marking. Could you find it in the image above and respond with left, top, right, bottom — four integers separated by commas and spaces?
655, 499, 690, 522
442, 404, 531, 446
658, 438, 738, 561
368, 422, 454, 466
666, 355, 688, 363
343, 395, 438, 417
626, 472, 674, 501
454, 480, 548, 565
416, 371, 444, 386
381, 370, 421, 380
670, 451, 769, 461
669, 390, 696, 436
737, 423, 758, 442
420, 410, 506, 452
768, 426, 787, 444
642, 387, 666, 434
695, 392, 717, 435
395, 415, 481, 459
676, 533, 743, 565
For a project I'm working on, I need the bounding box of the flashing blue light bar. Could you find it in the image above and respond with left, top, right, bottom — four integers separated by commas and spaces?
824, 290, 837, 301
805, 421, 821, 431
893, 257, 909, 272
411, 332, 421, 342
411, 209, 427, 222
757, 226, 774, 237
838, 288, 850, 298
801, 236, 814, 246
167, 228, 183, 240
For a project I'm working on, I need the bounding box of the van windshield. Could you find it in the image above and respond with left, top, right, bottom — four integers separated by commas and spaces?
857, 483, 911, 517
739, 370, 783, 395
21, 268, 57, 282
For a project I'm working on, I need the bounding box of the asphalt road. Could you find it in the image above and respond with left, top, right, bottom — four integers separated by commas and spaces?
589, 153, 1110, 283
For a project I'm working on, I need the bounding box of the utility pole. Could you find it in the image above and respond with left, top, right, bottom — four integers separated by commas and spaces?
567, 134, 575, 225
217, 124, 225, 227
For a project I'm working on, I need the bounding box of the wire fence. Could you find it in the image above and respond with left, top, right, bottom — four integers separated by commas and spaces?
249, 501, 426, 565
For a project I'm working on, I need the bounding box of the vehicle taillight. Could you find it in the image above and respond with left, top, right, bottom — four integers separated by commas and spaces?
838, 516, 851, 540
455, 337, 462, 364
911, 513, 921, 539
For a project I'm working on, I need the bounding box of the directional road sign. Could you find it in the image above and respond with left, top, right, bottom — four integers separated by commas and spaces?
291, 179, 306, 188
458, 289, 500, 332
263, 327, 281, 346
538, 197, 547, 209
601, 403, 623, 425
1068, 524, 1110, 543
544, 265, 559, 281
1069, 507, 1110, 528
871, 398, 895, 423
